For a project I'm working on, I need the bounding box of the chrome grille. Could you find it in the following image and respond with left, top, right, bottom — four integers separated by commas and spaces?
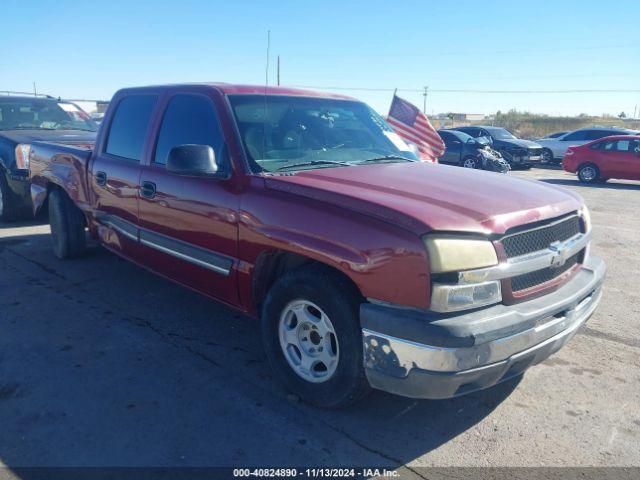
502, 215, 581, 258
528, 148, 542, 157
511, 253, 579, 292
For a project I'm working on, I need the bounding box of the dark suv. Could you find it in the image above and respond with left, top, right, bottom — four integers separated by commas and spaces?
453, 126, 543, 168
0, 94, 97, 221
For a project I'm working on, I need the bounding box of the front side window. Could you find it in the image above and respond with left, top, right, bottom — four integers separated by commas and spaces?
228, 95, 417, 173
154, 94, 225, 167
106, 95, 158, 161
0, 98, 97, 132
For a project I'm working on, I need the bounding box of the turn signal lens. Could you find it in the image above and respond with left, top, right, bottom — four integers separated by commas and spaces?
431, 281, 502, 313
15, 144, 32, 170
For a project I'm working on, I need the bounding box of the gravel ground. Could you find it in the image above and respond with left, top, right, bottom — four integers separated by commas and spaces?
0, 166, 638, 473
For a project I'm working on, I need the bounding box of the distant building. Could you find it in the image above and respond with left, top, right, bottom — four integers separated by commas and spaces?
436, 113, 486, 122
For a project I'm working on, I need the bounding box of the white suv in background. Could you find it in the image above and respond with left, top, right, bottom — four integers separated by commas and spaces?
538, 127, 638, 163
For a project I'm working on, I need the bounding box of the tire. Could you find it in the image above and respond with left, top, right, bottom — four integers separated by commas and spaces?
48, 189, 87, 259
542, 149, 554, 163
577, 164, 599, 183
461, 156, 478, 169
261, 264, 370, 408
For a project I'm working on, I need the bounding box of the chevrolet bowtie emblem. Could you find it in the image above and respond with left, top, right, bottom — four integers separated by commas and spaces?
549, 241, 568, 269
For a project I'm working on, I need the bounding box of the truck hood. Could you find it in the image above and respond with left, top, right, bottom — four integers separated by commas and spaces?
0, 129, 96, 146
264, 162, 583, 235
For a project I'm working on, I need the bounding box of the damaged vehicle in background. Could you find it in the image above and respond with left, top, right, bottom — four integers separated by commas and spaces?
29, 83, 605, 408
452, 125, 543, 169
438, 129, 510, 173
0, 94, 97, 221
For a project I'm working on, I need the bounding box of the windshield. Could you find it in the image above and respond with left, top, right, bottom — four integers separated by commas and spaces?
486, 127, 516, 139
229, 95, 418, 173
0, 98, 98, 132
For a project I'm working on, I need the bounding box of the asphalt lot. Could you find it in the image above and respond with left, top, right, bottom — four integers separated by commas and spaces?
0, 166, 638, 472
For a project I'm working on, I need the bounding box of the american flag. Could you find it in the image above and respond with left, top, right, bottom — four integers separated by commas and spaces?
387, 94, 444, 162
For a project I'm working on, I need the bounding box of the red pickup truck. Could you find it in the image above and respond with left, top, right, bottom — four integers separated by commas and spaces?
28, 84, 605, 408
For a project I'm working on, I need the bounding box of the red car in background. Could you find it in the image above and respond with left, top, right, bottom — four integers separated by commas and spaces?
563, 135, 640, 183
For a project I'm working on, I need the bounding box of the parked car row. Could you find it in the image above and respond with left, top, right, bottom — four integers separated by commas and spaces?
436, 124, 640, 182
536, 127, 639, 163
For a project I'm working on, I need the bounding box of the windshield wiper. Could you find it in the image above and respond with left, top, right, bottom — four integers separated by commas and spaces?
354, 155, 415, 165
274, 160, 352, 172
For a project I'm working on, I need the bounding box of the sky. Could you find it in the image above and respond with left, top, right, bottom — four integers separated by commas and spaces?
2, 0, 639, 117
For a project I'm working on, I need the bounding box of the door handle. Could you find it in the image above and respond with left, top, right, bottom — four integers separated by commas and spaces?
95, 171, 107, 187
140, 180, 157, 199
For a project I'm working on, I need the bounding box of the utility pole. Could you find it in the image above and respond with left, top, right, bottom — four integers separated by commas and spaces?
33, 82, 37, 96
277, 55, 280, 86
422, 86, 428, 114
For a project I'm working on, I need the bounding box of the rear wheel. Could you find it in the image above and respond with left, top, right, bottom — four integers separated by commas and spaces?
578, 164, 599, 183
261, 264, 370, 408
48, 189, 87, 259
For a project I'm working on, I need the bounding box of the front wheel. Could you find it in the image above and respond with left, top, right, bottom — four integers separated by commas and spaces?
461, 156, 478, 169
261, 264, 370, 408
48, 189, 87, 259
578, 164, 599, 183
542, 149, 554, 163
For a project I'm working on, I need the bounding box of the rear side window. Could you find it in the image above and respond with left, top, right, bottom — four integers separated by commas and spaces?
154, 94, 224, 166
587, 130, 613, 140
563, 130, 589, 141
105, 95, 158, 161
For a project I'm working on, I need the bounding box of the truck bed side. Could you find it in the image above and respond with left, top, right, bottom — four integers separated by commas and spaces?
29, 141, 93, 215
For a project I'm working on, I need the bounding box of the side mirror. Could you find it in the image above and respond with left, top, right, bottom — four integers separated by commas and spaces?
166, 144, 218, 176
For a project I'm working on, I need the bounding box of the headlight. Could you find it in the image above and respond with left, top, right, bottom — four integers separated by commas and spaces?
15, 144, 32, 170
423, 235, 501, 312
424, 236, 498, 273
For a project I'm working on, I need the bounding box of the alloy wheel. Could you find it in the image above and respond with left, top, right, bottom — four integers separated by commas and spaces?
278, 300, 339, 383
463, 158, 476, 168
580, 166, 597, 182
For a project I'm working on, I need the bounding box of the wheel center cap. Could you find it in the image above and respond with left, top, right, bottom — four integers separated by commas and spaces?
309, 330, 322, 345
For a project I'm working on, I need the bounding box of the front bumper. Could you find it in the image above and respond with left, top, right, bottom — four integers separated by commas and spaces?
361, 255, 606, 399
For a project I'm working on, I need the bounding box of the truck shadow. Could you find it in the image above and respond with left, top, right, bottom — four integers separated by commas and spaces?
0, 232, 519, 470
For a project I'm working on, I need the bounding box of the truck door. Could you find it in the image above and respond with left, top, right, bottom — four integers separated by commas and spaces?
137, 91, 240, 305
89, 94, 158, 256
